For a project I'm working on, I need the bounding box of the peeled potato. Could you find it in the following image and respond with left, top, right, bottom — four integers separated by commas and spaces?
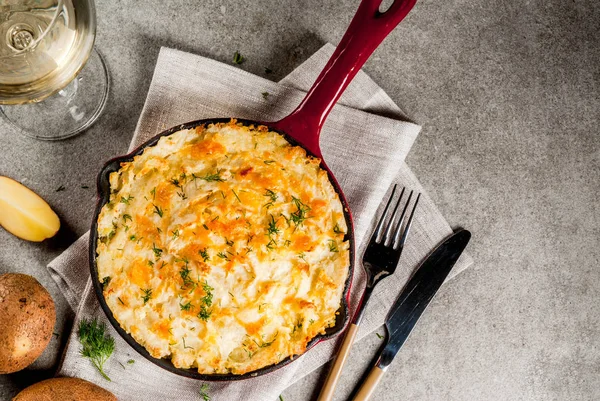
12, 377, 117, 401
0, 273, 56, 374
0, 176, 60, 241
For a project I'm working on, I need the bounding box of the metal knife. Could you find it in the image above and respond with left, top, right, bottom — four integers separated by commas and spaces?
352, 229, 471, 401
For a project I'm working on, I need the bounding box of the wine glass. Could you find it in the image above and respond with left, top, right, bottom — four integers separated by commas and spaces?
0, 0, 109, 140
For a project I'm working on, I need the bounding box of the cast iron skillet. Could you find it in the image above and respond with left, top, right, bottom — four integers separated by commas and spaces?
90, 0, 417, 381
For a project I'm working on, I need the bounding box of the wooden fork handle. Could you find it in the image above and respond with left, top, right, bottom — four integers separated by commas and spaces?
352, 365, 386, 401
317, 323, 360, 401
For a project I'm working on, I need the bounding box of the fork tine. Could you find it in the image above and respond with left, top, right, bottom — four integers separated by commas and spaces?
394, 192, 420, 250
373, 185, 400, 242
384, 190, 412, 246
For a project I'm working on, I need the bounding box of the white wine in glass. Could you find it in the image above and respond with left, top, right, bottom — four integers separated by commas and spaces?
0, 0, 109, 140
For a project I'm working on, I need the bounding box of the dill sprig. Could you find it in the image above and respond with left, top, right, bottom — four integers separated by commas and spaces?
328, 240, 339, 253
141, 288, 152, 304
199, 383, 211, 400
333, 223, 343, 234
153, 204, 164, 218
78, 318, 115, 381
197, 281, 214, 321
180, 301, 193, 311
123, 214, 132, 222
267, 215, 279, 237
199, 248, 210, 262
290, 196, 310, 227
152, 243, 163, 258
200, 170, 225, 182
120, 195, 134, 205
101, 276, 111, 290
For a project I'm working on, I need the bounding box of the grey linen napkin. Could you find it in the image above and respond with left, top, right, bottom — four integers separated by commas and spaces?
48, 44, 473, 401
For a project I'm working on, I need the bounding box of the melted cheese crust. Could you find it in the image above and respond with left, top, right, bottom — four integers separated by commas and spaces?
96, 120, 350, 374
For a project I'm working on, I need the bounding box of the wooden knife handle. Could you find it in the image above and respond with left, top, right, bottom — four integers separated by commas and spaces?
317, 323, 360, 401
352, 365, 386, 401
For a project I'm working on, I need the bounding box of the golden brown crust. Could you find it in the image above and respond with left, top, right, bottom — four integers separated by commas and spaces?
0, 273, 56, 374
96, 120, 350, 374
12, 377, 117, 401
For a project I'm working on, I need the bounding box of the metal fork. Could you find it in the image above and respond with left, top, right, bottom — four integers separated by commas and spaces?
317, 185, 420, 401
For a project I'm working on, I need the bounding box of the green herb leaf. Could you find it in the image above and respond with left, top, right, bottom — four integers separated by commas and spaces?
78, 318, 115, 381
199, 248, 210, 262
101, 276, 111, 290
120, 195, 134, 205
290, 196, 311, 227
127, 359, 135, 364
199, 383, 211, 401
123, 214, 132, 222
141, 288, 152, 304
81, 185, 89, 189
232, 189, 242, 203
267, 215, 280, 237
233, 51, 245, 64
376, 332, 384, 339
333, 223, 343, 234
328, 239, 339, 253
56, 185, 66, 192
153, 204, 163, 218
262, 91, 269, 100
180, 301, 193, 311
152, 243, 163, 258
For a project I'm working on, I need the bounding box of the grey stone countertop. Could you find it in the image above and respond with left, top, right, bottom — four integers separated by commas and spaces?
1, 0, 599, 400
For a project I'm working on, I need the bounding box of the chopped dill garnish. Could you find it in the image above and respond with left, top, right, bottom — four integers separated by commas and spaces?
118, 297, 125, 305
231, 189, 242, 203
153, 204, 163, 217
211, 215, 220, 222
148, 260, 154, 267
122, 214, 132, 222
290, 196, 310, 227
120, 195, 134, 205
233, 51, 245, 64
129, 234, 137, 241
172, 229, 180, 239
199, 383, 211, 400
183, 337, 194, 350
197, 282, 214, 321
376, 332, 384, 339
263, 159, 275, 164
200, 170, 225, 182
225, 237, 234, 246
217, 252, 229, 260
127, 359, 135, 364
333, 223, 343, 234
78, 318, 115, 381
56, 185, 66, 192
283, 239, 291, 247
101, 276, 111, 290
262, 92, 270, 100
141, 288, 152, 304
199, 248, 210, 262
328, 240, 339, 253
150, 187, 156, 199
169, 177, 183, 188
203, 223, 210, 230
201, 281, 214, 307
267, 215, 279, 237
264, 189, 278, 201
253, 332, 278, 348
177, 190, 188, 200
152, 243, 163, 258
266, 238, 276, 251
198, 306, 211, 321
180, 301, 193, 311
179, 265, 194, 287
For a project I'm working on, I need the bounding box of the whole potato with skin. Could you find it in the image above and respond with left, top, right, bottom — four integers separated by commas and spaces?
12, 377, 117, 401
0, 273, 56, 374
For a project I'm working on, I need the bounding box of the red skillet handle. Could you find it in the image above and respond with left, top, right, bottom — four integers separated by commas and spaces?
270, 0, 417, 158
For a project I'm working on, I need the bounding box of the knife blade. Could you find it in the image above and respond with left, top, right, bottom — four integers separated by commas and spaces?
352, 229, 471, 401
